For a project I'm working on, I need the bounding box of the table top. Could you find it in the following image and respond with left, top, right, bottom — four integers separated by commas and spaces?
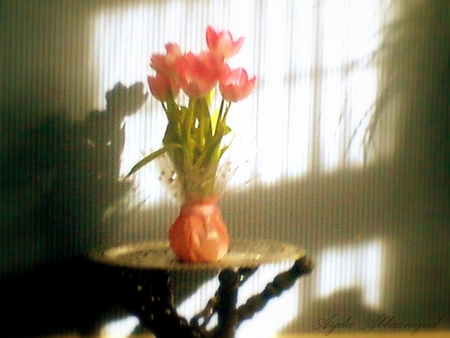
88, 240, 305, 271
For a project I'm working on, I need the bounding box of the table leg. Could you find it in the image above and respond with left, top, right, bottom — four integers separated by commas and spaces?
215, 269, 240, 338
112, 256, 313, 338
118, 268, 202, 338
237, 256, 314, 326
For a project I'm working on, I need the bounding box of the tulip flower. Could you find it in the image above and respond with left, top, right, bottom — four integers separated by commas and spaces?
219, 66, 257, 102
206, 25, 244, 59
148, 74, 180, 102
176, 52, 225, 98
150, 43, 182, 77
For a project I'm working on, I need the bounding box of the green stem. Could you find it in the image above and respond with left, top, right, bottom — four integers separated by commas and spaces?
161, 101, 168, 114
184, 98, 197, 166
222, 101, 232, 123
215, 99, 226, 135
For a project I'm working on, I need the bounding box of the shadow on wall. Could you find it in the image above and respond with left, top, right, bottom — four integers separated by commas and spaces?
121, 154, 450, 335
1, 0, 450, 336
0, 83, 149, 337
1, 105, 450, 337
221, 158, 450, 333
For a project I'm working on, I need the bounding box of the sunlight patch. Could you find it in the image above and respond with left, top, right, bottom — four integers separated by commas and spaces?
92, 0, 386, 207
317, 239, 384, 310
176, 262, 299, 338
100, 316, 139, 338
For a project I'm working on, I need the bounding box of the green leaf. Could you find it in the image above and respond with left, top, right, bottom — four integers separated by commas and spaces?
205, 88, 215, 108
164, 93, 181, 124
210, 108, 220, 134
124, 147, 167, 179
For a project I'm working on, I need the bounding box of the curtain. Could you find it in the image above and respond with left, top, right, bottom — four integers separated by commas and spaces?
92, 0, 391, 206
92, 1, 395, 336
3, 0, 449, 337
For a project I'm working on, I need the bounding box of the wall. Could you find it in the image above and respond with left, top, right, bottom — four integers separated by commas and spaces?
0, 0, 449, 337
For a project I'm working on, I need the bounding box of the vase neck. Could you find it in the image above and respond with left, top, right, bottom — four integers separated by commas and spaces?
180, 198, 220, 216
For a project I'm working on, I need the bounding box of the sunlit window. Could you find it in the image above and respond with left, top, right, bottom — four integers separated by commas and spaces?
93, 0, 389, 206
316, 239, 385, 310
93, 0, 391, 335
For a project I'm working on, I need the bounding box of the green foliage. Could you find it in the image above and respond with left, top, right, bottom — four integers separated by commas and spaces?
126, 91, 233, 201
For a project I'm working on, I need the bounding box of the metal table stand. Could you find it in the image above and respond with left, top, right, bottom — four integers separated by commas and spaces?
89, 240, 314, 338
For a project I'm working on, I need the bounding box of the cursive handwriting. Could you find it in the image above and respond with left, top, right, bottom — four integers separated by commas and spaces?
360, 314, 444, 335
312, 313, 354, 336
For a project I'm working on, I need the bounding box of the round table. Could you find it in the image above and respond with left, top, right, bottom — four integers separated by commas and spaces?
88, 240, 314, 338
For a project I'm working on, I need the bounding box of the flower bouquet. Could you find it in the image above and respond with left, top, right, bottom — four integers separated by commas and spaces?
127, 26, 257, 263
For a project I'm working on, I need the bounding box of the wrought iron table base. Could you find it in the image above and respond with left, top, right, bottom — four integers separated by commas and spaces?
89, 240, 314, 338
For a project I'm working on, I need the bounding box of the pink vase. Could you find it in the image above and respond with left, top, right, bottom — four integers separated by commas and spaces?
168, 197, 229, 263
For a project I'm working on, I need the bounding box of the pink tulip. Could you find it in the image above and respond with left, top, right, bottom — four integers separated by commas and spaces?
150, 43, 182, 77
148, 74, 180, 101
148, 44, 183, 101
206, 26, 245, 59
176, 52, 225, 98
219, 66, 257, 102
